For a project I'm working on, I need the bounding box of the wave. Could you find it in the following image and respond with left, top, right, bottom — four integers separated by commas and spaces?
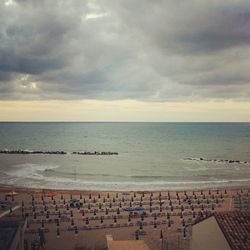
1, 176, 250, 191
2, 163, 250, 191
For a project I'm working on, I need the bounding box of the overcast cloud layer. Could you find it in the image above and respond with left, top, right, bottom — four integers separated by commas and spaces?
1, 0, 250, 101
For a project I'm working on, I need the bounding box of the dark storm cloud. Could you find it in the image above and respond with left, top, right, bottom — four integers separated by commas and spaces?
0, 0, 250, 100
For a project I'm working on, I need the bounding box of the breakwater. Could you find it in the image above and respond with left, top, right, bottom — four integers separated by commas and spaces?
0, 149, 118, 156
185, 157, 250, 164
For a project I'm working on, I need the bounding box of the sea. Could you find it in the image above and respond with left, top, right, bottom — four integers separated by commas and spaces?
0, 122, 250, 191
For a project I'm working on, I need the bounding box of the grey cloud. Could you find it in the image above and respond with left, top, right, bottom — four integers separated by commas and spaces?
0, 0, 250, 101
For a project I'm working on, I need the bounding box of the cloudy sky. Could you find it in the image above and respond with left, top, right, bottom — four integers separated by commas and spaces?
1, 0, 250, 121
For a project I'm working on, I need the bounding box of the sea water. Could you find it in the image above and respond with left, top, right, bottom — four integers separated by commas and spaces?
0, 122, 250, 191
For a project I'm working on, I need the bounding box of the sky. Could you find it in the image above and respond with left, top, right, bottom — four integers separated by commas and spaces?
0, 0, 250, 121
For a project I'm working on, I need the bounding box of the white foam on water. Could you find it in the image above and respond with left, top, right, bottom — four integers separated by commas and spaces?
4, 163, 59, 180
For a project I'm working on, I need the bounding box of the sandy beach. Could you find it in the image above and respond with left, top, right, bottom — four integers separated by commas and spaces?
0, 185, 248, 250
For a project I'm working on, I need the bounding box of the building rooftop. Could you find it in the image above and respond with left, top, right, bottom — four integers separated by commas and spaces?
0, 221, 20, 250
108, 240, 150, 250
215, 211, 250, 250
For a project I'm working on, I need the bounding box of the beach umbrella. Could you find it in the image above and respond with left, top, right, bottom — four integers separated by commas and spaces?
117, 208, 120, 215
56, 219, 59, 227
57, 228, 60, 238
80, 194, 82, 199
140, 202, 143, 207
100, 216, 103, 224
66, 204, 69, 210
134, 192, 136, 198
63, 199, 66, 205
139, 222, 143, 230
86, 218, 89, 225
131, 197, 134, 202
182, 219, 185, 227
160, 230, 163, 240
180, 212, 183, 219
154, 214, 157, 221
71, 219, 74, 226
142, 192, 145, 198
113, 197, 115, 203
51, 195, 54, 201
135, 231, 139, 240
151, 192, 153, 197
192, 211, 196, 218
58, 211, 61, 218
55, 205, 58, 211
119, 202, 122, 208
208, 190, 211, 195
70, 211, 73, 217
116, 193, 118, 198
160, 206, 162, 212
168, 220, 171, 228
53, 199, 56, 205
217, 190, 219, 194
99, 203, 102, 209
98, 193, 101, 199
171, 206, 173, 212
46, 211, 50, 219
88, 203, 90, 210
150, 206, 152, 213
153, 222, 157, 229
167, 213, 170, 220
103, 197, 106, 203
128, 215, 131, 222
82, 210, 85, 217
129, 202, 132, 208
93, 197, 96, 203
183, 228, 186, 239
61, 194, 63, 200
141, 214, 144, 221
109, 203, 112, 208
224, 189, 227, 194
140, 196, 143, 202
206, 199, 209, 204
94, 209, 96, 216
74, 226, 78, 237
71, 194, 73, 199
212, 204, 215, 210
107, 193, 110, 198
114, 216, 117, 223
105, 208, 109, 215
